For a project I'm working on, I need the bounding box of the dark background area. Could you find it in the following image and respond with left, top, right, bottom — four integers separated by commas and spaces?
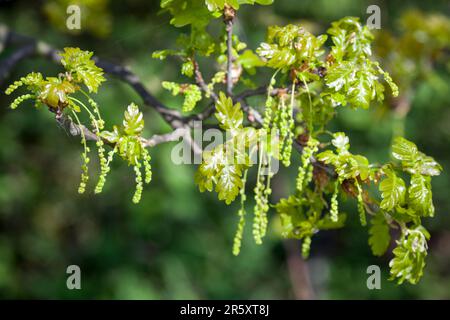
0, 0, 449, 299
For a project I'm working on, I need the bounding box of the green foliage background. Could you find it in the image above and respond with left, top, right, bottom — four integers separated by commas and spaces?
0, 0, 449, 299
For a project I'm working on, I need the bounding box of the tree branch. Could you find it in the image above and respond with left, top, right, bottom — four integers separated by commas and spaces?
0, 25, 201, 154
0, 26, 185, 127
0, 25, 330, 168
56, 112, 102, 143
142, 127, 190, 148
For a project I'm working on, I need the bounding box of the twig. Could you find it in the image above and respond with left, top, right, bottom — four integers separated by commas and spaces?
56, 112, 101, 143
56, 112, 197, 154
142, 127, 189, 147
193, 59, 218, 101
224, 6, 235, 97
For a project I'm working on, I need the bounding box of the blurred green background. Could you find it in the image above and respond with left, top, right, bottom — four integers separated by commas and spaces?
0, 0, 449, 299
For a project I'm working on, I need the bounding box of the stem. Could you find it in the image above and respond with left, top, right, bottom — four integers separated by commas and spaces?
70, 109, 90, 193
302, 75, 313, 135
69, 96, 100, 132
79, 89, 103, 123
70, 109, 88, 154
193, 59, 218, 101
225, 17, 234, 96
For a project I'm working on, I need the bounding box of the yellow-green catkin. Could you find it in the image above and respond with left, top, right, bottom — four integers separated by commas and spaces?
281, 83, 296, 167
78, 139, 90, 194
263, 96, 274, 131
261, 165, 273, 239
87, 98, 104, 130
142, 148, 152, 184
330, 181, 339, 222
302, 236, 312, 258
94, 138, 108, 194
253, 176, 266, 245
5, 79, 25, 95
96, 146, 116, 193
253, 150, 273, 245
262, 70, 279, 131
132, 163, 143, 204
233, 169, 248, 256
10, 94, 34, 109
356, 181, 367, 226
304, 163, 314, 187
296, 139, 319, 193
259, 191, 270, 239
278, 96, 293, 167
253, 147, 270, 245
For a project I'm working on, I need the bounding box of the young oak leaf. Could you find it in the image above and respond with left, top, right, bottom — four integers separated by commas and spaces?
416, 152, 442, 176
392, 136, 418, 166
389, 226, 430, 284
123, 103, 145, 136
39, 77, 78, 109
215, 92, 243, 135
205, 0, 273, 12
368, 212, 391, 256
195, 144, 245, 205
379, 167, 406, 211
409, 174, 434, 217
392, 137, 442, 176
60, 47, 105, 93
216, 164, 244, 204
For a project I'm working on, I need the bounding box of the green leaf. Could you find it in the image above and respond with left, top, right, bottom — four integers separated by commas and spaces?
215, 164, 243, 204
117, 136, 143, 166
379, 167, 406, 211
100, 126, 120, 143
416, 152, 442, 176
389, 226, 429, 284
317, 150, 337, 164
257, 24, 327, 72
316, 213, 346, 230
325, 60, 380, 109
409, 174, 434, 217
392, 137, 442, 177
161, 0, 215, 28
205, 0, 273, 12
176, 26, 216, 57
215, 92, 243, 134
123, 103, 144, 136
327, 17, 374, 61
275, 192, 345, 241
195, 144, 245, 205
39, 77, 77, 109
368, 212, 391, 256
391, 136, 418, 166
60, 47, 105, 93
237, 50, 264, 74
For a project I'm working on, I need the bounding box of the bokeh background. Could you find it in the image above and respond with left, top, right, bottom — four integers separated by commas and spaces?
0, 0, 449, 299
